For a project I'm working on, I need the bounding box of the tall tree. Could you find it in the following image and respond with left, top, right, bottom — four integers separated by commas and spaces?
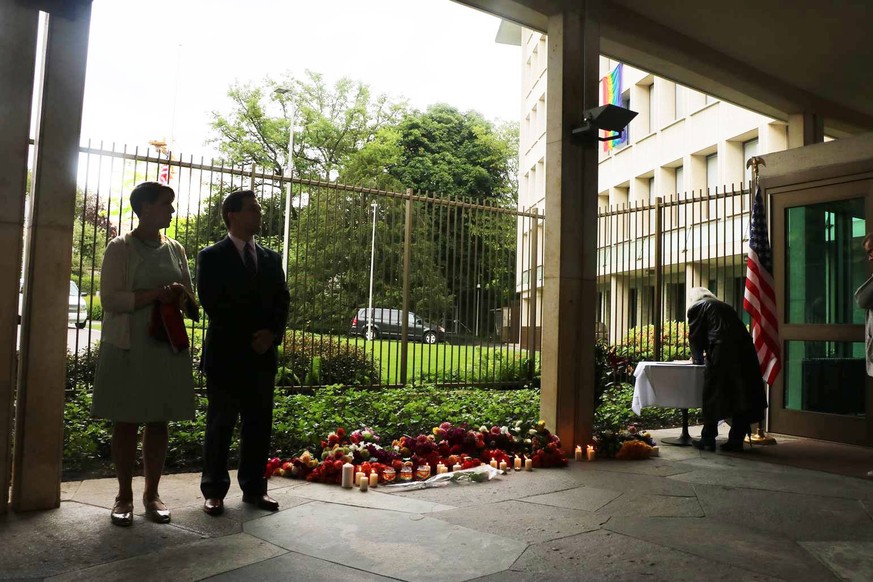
209, 71, 408, 179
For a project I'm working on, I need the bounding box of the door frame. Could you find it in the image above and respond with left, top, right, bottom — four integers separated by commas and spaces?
769, 173, 873, 445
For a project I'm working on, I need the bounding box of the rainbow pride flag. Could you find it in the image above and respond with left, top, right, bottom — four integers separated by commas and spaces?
601, 63, 624, 151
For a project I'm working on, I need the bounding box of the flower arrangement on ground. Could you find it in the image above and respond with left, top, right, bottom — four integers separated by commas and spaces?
266, 419, 569, 484
593, 422, 657, 459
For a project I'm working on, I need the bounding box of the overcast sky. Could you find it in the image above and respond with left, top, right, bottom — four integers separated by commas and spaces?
78, 0, 521, 158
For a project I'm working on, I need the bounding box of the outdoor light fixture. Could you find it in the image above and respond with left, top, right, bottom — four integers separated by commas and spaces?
571, 104, 638, 143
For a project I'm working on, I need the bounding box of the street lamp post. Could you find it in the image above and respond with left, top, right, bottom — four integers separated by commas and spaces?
366, 202, 378, 339
275, 87, 295, 275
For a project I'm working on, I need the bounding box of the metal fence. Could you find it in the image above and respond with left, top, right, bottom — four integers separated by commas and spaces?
66, 142, 543, 391
596, 185, 754, 366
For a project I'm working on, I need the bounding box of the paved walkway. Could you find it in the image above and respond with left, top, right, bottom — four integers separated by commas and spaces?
4, 427, 873, 581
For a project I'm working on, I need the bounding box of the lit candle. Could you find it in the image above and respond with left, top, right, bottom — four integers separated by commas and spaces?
452, 463, 462, 472
575, 445, 583, 461
587, 445, 596, 461
369, 473, 379, 487
499, 460, 508, 472
341, 463, 354, 488
359, 476, 369, 491
436, 463, 447, 474
650, 446, 660, 457
524, 457, 533, 471
355, 471, 365, 486
490, 459, 498, 468
513, 456, 522, 471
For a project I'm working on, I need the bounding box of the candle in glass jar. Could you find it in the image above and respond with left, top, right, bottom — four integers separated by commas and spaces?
452, 463, 462, 472
575, 445, 583, 461
369, 473, 379, 487
499, 460, 508, 472
355, 471, 365, 486
359, 476, 369, 491
382, 466, 396, 483
416, 464, 431, 480
586, 445, 596, 461
341, 463, 354, 488
524, 457, 533, 471
513, 456, 522, 471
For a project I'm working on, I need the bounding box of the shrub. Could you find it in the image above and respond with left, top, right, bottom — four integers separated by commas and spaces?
467, 348, 540, 386
63, 384, 540, 479
86, 294, 103, 321
66, 346, 100, 392
595, 381, 702, 431
614, 321, 692, 369
276, 332, 380, 389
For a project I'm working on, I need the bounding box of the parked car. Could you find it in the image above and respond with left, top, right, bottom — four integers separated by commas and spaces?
349, 307, 445, 344
17, 280, 88, 329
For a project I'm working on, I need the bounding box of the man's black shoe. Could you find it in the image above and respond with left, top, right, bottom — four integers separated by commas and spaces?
242, 493, 279, 511
691, 439, 716, 452
719, 441, 745, 453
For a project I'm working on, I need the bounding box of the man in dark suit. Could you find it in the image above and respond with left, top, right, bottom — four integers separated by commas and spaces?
197, 190, 290, 514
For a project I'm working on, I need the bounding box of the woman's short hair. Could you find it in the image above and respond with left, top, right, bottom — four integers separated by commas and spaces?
221, 190, 256, 228
130, 182, 174, 217
689, 287, 717, 304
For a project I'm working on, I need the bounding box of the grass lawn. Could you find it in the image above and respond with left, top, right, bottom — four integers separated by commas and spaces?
185, 326, 538, 386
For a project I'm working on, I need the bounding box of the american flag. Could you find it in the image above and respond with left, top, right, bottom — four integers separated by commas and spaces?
743, 185, 781, 384
158, 154, 170, 186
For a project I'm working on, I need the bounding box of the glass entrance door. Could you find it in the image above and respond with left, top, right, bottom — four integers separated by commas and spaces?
771, 179, 873, 445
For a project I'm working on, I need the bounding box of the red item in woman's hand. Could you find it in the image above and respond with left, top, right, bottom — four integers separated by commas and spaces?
148, 302, 189, 352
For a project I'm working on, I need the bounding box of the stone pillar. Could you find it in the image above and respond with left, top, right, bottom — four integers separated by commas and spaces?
787, 112, 824, 148
541, 2, 599, 451
13, 1, 92, 511
0, 2, 40, 515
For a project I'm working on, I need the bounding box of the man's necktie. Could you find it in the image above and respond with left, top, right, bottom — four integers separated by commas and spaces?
243, 242, 257, 277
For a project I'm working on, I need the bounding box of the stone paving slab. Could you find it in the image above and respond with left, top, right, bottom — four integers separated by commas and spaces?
565, 464, 697, 496
389, 469, 581, 508
167, 494, 314, 538
206, 551, 401, 582
694, 483, 873, 541
669, 463, 873, 501
45, 532, 286, 582
0, 501, 202, 579
800, 541, 873, 581
522, 485, 621, 512
581, 458, 694, 477
244, 500, 527, 582
504, 528, 786, 582
431, 499, 608, 544
605, 515, 838, 581
595, 493, 705, 518
292, 481, 455, 513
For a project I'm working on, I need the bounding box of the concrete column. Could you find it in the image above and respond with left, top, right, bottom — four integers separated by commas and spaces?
541, 2, 599, 451
787, 112, 824, 148
609, 275, 628, 344
0, 2, 40, 515
13, 2, 92, 512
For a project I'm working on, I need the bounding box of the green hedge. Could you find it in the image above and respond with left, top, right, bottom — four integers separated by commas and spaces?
63, 384, 541, 479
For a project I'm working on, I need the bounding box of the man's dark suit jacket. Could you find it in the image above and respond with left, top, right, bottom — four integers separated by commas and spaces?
197, 237, 290, 380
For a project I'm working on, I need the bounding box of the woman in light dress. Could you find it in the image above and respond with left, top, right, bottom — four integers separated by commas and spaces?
91, 181, 196, 526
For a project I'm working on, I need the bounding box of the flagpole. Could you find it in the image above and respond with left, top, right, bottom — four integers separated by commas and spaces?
745, 155, 778, 446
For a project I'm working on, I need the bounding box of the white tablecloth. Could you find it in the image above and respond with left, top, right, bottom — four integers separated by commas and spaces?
632, 361, 705, 415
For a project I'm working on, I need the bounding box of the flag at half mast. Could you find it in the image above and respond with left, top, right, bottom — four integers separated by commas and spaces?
743, 185, 781, 385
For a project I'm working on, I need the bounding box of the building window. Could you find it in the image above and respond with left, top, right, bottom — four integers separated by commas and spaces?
675, 84, 685, 119
706, 153, 719, 192
647, 83, 655, 133
628, 288, 638, 328
675, 166, 684, 195
648, 177, 655, 199
743, 138, 759, 188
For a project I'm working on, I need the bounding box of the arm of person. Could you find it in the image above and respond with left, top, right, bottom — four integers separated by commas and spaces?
687, 303, 707, 364
855, 273, 873, 309
196, 248, 237, 324
101, 239, 166, 311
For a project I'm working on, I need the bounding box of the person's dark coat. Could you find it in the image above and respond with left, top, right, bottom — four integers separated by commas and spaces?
197, 237, 290, 380
687, 297, 767, 425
